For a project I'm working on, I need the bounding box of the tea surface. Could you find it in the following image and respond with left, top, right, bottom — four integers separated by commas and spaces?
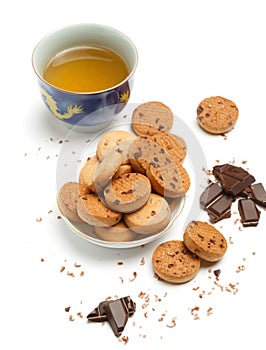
43, 45, 129, 93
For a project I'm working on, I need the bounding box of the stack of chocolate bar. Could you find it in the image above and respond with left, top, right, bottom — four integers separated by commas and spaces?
200, 163, 266, 227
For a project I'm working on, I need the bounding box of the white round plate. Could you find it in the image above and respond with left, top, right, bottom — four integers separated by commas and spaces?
56, 103, 207, 248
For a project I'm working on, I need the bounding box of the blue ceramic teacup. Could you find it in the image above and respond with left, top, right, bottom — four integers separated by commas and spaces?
32, 23, 138, 132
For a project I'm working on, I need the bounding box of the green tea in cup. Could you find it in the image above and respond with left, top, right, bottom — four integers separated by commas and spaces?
43, 44, 129, 93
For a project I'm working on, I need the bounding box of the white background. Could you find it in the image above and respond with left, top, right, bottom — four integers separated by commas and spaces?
1, 0, 266, 349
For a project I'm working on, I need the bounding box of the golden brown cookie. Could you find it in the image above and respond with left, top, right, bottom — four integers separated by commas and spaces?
57, 182, 90, 223
132, 101, 173, 136
129, 137, 185, 198
145, 131, 187, 163
79, 156, 99, 192
196, 96, 239, 134
146, 163, 182, 198
94, 220, 137, 242
113, 164, 133, 179
129, 137, 163, 174
152, 240, 201, 284
104, 172, 151, 213
96, 130, 136, 161
183, 221, 227, 262
94, 138, 134, 193
77, 193, 122, 226
124, 193, 171, 235
146, 157, 190, 198
175, 162, 191, 194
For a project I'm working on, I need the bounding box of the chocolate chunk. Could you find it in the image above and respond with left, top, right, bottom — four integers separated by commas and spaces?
200, 182, 223, 208
103, 300, 128, 336
87, 296, 136, 337
87, 301, 111, 322
207, 194, 233, 223
213, 164, 255, 196
238, 199, 260, 227
200, 182, 232, 223
250, 183, 266, 207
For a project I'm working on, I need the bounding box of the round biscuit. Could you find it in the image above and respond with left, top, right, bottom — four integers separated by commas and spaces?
96, 130, 136, 161
183, 221, 227, 262
129, 137, 184, 198
113, 164, 133, 179
94, 138, 134, 193
196, 96, 239, 134
104, 172, 151, 213
124, 193, 171, 235
94, 220, 137, 242
79, 156, 99, 192
145, 131, 187, 163
132, 101, 173, 136
152, 240, 201, 284
57, 182, 90, 223
77, 193, 122, 226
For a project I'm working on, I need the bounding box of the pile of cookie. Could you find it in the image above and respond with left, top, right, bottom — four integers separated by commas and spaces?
152, 220, 227, 284
57, 101, 191, 242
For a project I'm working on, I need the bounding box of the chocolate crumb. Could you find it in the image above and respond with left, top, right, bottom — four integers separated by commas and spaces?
129, 272, 137, 282
139, 257, 145, 265
213, 269, 221, 278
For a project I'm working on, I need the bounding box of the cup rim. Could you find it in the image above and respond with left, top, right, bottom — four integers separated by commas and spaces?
32, 23, 138, 95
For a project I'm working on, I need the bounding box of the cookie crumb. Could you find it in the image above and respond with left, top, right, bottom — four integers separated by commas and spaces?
139, 257, 145, 265
207, 307, 213, 316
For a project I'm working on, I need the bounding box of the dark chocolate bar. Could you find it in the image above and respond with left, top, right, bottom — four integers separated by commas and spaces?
200, 182, 223, 208
250, 183, 266, 207
238, 199, 260, 227
200, 182, 233, 223
207, 194, 233, 223
87, 296, 136, 337
213, 164, 255, 196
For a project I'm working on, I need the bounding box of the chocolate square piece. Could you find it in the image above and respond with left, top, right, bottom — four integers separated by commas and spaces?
238, 199, 260, 227
250, 183, 266, 207
200, 182, 223, 208
207, 194, 233, 223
